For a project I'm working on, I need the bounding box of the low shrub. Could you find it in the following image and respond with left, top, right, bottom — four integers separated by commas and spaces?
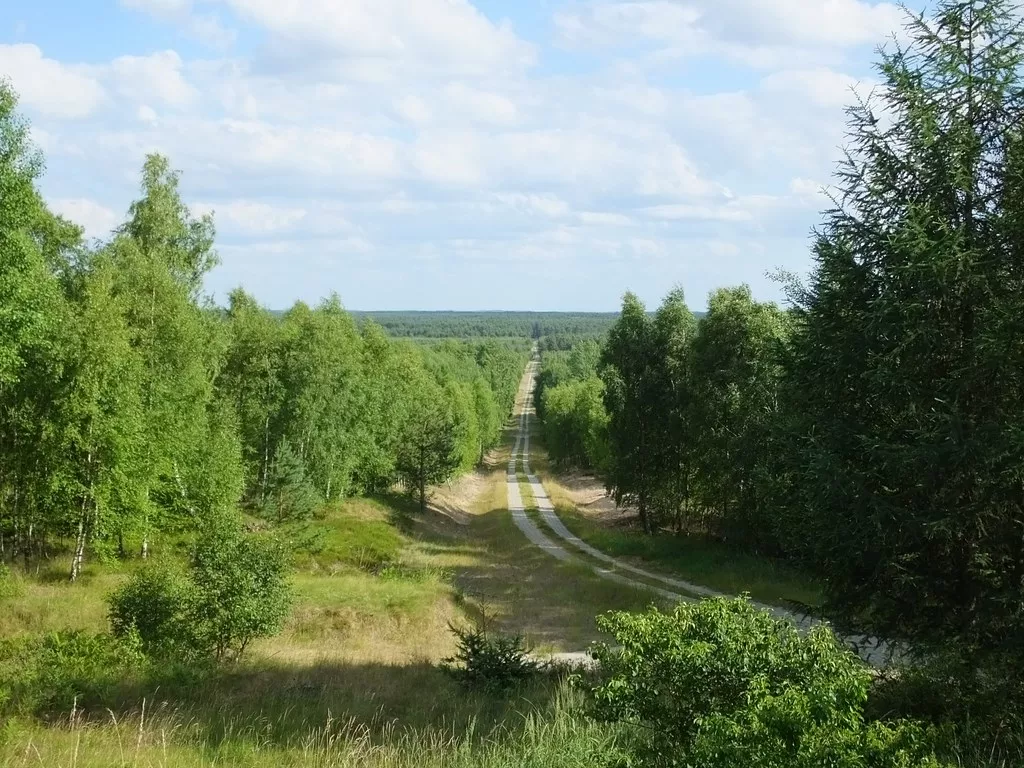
0, 563, 22, 600
0, 629, 146, 716
444, 620, 539, 693
868, 650, 1024, 766
588, 597, 943, 768
108, 515, 292, 663
108, 563, 195, 659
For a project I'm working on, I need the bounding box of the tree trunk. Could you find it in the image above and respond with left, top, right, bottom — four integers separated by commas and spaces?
419, 442, 427, 513
70, 478, 91, 583
260, 415, 271, 505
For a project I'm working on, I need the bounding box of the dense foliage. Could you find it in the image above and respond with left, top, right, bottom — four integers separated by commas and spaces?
0, 81, 527, 578
533, 3, 1024, 756
589, 598, 941, 768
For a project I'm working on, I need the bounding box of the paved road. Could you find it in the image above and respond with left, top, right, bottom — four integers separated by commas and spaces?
507, 358, 892, 666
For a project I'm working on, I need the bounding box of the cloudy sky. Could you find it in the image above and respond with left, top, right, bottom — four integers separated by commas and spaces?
2, 0, 929, 311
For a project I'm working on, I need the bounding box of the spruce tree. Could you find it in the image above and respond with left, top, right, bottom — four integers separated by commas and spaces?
790, 0, 1024, 661
264, 440, 320, 524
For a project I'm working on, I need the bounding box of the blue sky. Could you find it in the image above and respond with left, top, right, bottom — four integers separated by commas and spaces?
2, 0, 931, 311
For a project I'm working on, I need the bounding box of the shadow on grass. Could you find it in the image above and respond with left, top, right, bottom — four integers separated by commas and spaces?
58, 658, 576, 752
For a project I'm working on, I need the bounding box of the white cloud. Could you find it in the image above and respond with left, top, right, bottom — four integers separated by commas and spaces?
394, 95, 432, 125
105, 51, 196, 107
443, 83, 519, 125
119, 0, 236, 49
50, 198, 119, 239
120, 0, 191, 13
0, 44, 105, 118
493, 193, 571, 218
217, 0, 535, 77
555, 0, 905, 68
194, 200, 308, 234
760, 68, 873, 109
137, 104, 158, 124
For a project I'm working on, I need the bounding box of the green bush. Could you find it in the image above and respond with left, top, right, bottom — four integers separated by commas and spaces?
444, 620, 539, 693
0, 630, 146, 715
190, 517, 292, 661
107, 516, 292, 663
588, 597, 943, 768
0, 563, 22, 600
108, 563, 195, 658
867, 651, 1024, 766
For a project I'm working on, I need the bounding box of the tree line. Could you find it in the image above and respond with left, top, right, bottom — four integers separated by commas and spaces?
537, 0, 1024, 702
0, 82, 526, 578
354, 311, 619, 339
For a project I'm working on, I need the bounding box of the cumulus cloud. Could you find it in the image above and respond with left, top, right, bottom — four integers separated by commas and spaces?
555, 0, 904, 68
104, 51, 196, 107
13, 0, 919, 309
50, 198, 119, 239
216, 0, 535, 78
0, 44, 105, 118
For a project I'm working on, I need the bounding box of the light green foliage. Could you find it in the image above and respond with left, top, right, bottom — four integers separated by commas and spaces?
108, 563, 193, 658
0, 629, 146, 716
589, 598, 941, 768
189, 516, 292, 661
219, 288, 286, 506
108, 516, 292, 662
541, 378, 609, 471
688, 286, 790, 549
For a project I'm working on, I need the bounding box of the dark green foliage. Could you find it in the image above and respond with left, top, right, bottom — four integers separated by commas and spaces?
396, 397, 463, 513
0, 630, 146, 716
589, 598, 941, 768
444, 620, 539, 693
350, 311, 619, 339
262, 440, 320, 523
599, 292, 660, 534
784, 0, 1024, 663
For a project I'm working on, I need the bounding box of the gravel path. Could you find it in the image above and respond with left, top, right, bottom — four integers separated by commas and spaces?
506, 358, 892, 666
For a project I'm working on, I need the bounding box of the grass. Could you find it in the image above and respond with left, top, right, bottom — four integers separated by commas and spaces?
0, 677, 619, 767
551, 503, 821, 609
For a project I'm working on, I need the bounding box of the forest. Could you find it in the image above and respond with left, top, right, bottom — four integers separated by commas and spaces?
2, 1, 1024, 766
0, 110, 528, 573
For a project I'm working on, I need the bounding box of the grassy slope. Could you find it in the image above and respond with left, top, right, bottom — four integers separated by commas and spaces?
0, 419, 648, 766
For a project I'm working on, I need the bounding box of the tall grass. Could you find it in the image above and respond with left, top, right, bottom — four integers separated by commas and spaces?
0, 685, 619, 768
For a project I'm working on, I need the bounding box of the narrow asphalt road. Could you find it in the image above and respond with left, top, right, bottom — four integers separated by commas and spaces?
507, 357, 891, 666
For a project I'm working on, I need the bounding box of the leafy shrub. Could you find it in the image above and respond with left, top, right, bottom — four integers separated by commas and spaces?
0, 629, 145, 715
0, 563, 22, 600
190, 518, 292, 661
588, 597, 942, 768
444, 620, 539, 693
868, 651, 1024, 766
108, 563, 195, 658
108, 515, 292, 663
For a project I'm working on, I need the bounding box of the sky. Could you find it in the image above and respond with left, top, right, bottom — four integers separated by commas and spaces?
1, 0, 932, 311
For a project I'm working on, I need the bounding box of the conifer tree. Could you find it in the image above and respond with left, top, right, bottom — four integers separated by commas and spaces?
790, 0, 1024, 659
